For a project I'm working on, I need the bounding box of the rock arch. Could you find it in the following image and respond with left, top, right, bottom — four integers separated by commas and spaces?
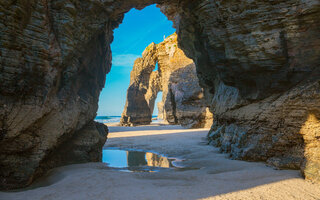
120, 33, 212, 128
0, 0, 320, 189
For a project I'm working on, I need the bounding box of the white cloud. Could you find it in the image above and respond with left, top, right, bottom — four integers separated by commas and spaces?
112, 54, 140, 67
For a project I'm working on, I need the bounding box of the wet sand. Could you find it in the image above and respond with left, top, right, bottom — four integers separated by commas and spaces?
1, 124, 319, 200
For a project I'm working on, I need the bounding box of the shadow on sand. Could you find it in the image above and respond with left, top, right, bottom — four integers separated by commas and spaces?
1, 125, 319, 199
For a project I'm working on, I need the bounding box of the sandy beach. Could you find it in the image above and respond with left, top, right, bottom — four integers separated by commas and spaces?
1, 124, 319, 200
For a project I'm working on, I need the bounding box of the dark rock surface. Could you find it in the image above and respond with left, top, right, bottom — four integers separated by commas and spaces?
0, 0, 116, 189
162, 0, 320, 183
0, 0, 319, 189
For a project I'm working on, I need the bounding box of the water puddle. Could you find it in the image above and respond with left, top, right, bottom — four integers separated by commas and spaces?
7, 148, 196, 191
102, 148, 185, 172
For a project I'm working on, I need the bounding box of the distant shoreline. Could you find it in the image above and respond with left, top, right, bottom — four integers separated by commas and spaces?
95, 116, 160, 124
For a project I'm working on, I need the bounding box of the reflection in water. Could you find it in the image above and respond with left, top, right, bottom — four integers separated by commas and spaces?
127, 151, 147, 166
102, 148, 177, 171
145, 152, 171, 168
102, 149, 128, 168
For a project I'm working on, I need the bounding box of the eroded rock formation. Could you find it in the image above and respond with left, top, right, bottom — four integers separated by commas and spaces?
0, 0, 116, 189
162, 1, 320, 182
120, 34, 211, 128
0, 0, 319, 189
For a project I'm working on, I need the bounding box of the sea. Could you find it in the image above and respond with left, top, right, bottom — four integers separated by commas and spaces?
95, 116, 159, 124
95, 116, 122, 123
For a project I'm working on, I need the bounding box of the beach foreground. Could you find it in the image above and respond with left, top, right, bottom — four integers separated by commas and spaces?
1, 124, 319, 200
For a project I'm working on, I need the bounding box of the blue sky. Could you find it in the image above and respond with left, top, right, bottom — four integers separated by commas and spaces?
97, 4, 175, 116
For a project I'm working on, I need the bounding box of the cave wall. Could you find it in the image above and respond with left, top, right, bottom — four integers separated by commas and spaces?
0, 0, 161, 190
161, 0, 320, 182
0, 0, 319, 189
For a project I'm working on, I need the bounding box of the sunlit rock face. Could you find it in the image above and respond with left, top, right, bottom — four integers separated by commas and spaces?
120, 42, 158, 126
145, 152, 171, 168
0, 0, 320, 189
120, 33, 211, 128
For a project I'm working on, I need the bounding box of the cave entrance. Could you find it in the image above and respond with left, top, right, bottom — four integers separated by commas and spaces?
96, 4, 175, 125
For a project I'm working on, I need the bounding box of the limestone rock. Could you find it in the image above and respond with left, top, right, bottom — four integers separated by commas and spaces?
0, 0, 116, 189
161, 0, 320, 183
35, 121, 108, 179
1, 0, 320, 188
120, 42, 158, 126
157, 101, 164, 120
120, 33, 211, 128
0, 120, 108, 190
165, 63, 210, 128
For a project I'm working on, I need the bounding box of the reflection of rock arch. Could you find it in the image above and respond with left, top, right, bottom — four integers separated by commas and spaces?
120, 33, 212, 128
127, 152, 147, 167
145, 152, 171, 168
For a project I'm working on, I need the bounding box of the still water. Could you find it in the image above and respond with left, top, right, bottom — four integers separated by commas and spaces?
102, 148, 181, 172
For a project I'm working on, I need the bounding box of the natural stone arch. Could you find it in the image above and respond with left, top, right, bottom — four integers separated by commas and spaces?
0, 0, 320, 189
120, 33, 212, 128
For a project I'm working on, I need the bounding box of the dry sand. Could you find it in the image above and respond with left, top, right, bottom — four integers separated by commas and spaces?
1, 124, 320, 200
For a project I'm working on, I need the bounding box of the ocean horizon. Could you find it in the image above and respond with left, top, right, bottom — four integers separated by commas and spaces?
95, 116, 159, 123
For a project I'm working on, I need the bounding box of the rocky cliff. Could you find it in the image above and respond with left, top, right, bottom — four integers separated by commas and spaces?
0, 0, 319, 189
161, 0, 320, 182
120, 33, 212, 128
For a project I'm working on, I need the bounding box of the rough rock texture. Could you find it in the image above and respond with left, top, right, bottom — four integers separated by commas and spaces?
0, 0, 320, 189
0, 0, 165, 189
161, 0, 320, 183
36, 121, 108, 177
163, 63, 213, 128
120, 42, 158, 126
120, 33, 211, 128
0, 0, 123, 189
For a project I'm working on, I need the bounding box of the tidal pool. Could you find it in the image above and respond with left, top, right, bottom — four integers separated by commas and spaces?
102, 148, 182, 172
